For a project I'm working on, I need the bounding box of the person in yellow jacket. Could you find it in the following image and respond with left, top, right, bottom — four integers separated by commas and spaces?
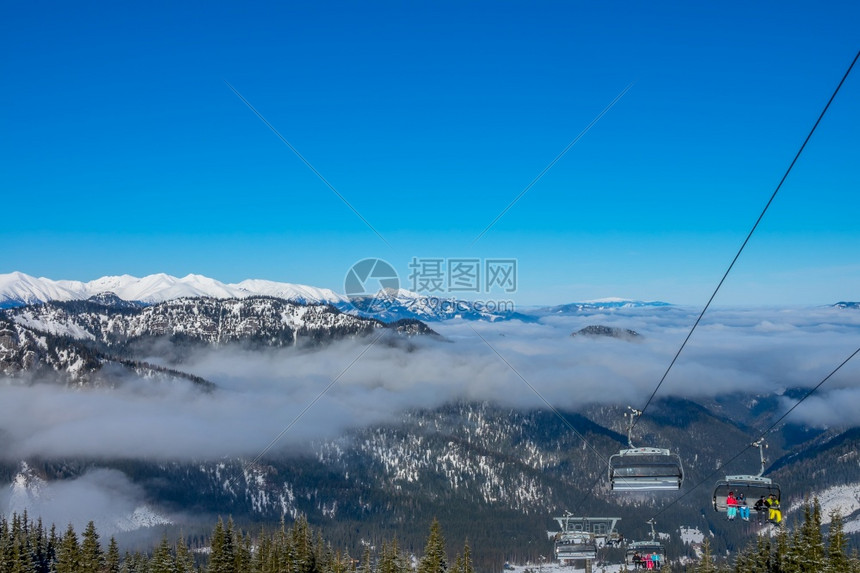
766, 494, 782, 523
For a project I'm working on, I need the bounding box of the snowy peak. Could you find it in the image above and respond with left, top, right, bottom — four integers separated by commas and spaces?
233, 279, 346, 304
0, 272, 82, 307
0, 272, 346, 308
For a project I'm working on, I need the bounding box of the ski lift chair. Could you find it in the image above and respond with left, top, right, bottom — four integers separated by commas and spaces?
713, 440, 781, 516
609, 408, 684, 491
555, 532, 598, 561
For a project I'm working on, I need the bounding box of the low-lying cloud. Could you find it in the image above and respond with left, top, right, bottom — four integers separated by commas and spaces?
0, 467, 166, 536
0, 306, 858, 463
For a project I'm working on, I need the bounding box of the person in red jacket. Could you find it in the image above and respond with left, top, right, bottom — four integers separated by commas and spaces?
726, 491, 738, 520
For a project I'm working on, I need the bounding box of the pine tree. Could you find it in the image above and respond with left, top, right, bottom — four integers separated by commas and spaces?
46, 524, 58, 573
291, 516, 316, 573
208, 518, 235, 573
360, 544, 373, 573
752, 535, 772, 573
331, 550, 347, 573
800, 498, 825, 571
695, 538, 716, 573
30, 518, 47, 573
346, 550, 359, 573
825, 509, 850, 573
233, 531, 252, 573
378, 539, 408, 573
774, 521, 793, 573
106, 537, 122, 573
252, 528, 271, 573
0, 517, 13, 573
733, 539, 755, 573
55, 524, 80, 573
394, 541, 411, 573
849, 548, 860, 573
460, 541, 473, 573
316, 533, 329, 573
311, 532, 330, 573
377, 543, 393, 573
418, 519, 447, 573
79, 521, 104, 573
272, 519, 292, 573
150, 535, 176, 573
123, 550, 150, 573
732, 534, 773, 573
13, 515, 37, 573
175, 535, 195, 573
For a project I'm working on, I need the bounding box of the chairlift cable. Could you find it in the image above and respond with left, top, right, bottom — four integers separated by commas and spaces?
633, 48, 860, 428
546, 47, 858, 523
648, 345, 860, 521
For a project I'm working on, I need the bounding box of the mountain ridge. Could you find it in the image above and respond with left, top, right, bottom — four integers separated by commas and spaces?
0, 296, 435, 384
0, 271, 347, 308
1, 272, 677, 322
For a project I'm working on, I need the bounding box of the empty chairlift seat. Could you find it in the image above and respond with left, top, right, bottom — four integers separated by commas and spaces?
609, 447, 684, 491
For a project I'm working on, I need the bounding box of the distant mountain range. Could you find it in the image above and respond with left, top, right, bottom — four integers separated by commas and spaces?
0, 272, 675, 323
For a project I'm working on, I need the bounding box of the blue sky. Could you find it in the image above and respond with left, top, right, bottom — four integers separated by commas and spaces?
2, 1, 858, 305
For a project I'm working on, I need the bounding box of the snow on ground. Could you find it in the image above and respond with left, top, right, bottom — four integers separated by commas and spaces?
505, 562, 628, 573
679, 526, 704, 544
808, 483, 860, 524
113, 505, 173, 532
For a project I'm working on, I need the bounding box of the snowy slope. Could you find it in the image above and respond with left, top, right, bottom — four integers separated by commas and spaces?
0, 272, 84, 306
234, 279, 346, 304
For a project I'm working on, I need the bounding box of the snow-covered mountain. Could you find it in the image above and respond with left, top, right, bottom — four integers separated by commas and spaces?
0, 272, 346, 308
1, 272, 682, 324
0, 272, 528, 322
339, 288, 537, 323
5, 296, 384, 348
0, 296, 434, 384
0, 311, 216, 386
